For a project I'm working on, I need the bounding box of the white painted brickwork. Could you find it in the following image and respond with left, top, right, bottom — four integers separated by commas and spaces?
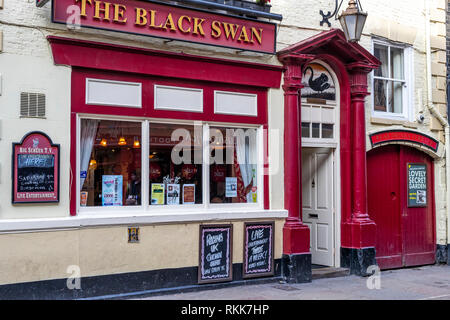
0, 0, 447, 244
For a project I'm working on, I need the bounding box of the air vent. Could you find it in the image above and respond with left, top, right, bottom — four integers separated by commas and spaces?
20, 92, 45, 118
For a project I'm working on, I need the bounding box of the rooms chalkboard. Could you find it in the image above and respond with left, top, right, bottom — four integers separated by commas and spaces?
12, 132, 60, 204
198, 224, 233, 284
243, 221, 274, 278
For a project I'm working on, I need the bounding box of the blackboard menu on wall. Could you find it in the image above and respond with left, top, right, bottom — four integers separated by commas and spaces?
243, 221, 274, 279
198, 224, 233, 284
407, 163, 427, 207
12, 132, 60, 204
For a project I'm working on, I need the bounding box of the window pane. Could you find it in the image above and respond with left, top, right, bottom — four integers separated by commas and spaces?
322, 124, 334, 139
301, 122, 310, 137
389, 81, 403, 114
80, 119, 142, 207
149, 123, 202, 205
312, 123, 320, 138
374, 79, 388, 112
374, 45, 388, 78
390, 47, 404, 80
209, 127, 258, 204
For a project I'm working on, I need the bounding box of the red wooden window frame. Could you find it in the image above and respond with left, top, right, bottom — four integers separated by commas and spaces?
70, 68, 272, 215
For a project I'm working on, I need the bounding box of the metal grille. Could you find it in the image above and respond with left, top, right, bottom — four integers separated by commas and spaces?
20, 92, 45, 118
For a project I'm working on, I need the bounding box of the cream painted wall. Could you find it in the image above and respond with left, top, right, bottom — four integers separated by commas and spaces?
0, 219, 284, 285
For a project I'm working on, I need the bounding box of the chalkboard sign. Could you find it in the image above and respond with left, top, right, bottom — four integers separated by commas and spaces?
407, 163, 427, 207
12, 132, 60, 203
198, 224, 233, 284
243, 221, 274, 278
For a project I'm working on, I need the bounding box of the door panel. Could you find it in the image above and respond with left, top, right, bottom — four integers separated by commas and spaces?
367, 145, 402, 269
399, 147, 435, 267
367, 145, 436, 270
302, 147, 334, 266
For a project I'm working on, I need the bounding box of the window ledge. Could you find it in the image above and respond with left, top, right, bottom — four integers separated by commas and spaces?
0, 209, 288, 233
370, 116, 418, 128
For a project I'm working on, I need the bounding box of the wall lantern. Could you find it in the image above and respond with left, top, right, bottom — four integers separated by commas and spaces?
320, 0, 367, 42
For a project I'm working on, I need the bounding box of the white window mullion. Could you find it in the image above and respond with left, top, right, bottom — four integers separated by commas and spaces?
142, 120, 150, 211
203, 123, 210, 209
387, 46, 391, 113
257, 126, 264, 210
76, 115, 81, 214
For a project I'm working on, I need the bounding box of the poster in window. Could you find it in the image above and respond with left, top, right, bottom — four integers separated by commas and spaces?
167, 184, 180, 205
243, 221, 274, 279
12, 131, 60, 204
151, 183, 165, 205
198, 224, 233, 284
407, 163, 427, 207
183, 184, 195, 204
225, 177, 237, 198
102, 175, 123, 206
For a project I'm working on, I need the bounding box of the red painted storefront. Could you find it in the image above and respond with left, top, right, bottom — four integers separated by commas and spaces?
48, 22, 438, 282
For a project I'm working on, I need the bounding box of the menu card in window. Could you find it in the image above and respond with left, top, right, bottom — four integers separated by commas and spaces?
102, 175, 123, 206
167, 184, 180, 205
183, 184, 195, 204
225, 177, 237, 198
151, 183, 165, 205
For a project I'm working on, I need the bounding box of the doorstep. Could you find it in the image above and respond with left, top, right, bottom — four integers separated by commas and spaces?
312, 267, 350, 280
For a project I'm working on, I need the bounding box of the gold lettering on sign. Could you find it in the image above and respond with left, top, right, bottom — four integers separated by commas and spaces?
163, 13, 177, 31
76, 0, 92, 17
192, 17, 205, 36
178, 15, 191, 33
149, 10, 163, 29
70, 0, 266, 47
238, 26, 250, 43
113, 4, 127, 23
222, 22, 239, 40
211, 20, 221, 38
135, 7, 147, 25
93, 0, 111, 21
250, 27, 263, 44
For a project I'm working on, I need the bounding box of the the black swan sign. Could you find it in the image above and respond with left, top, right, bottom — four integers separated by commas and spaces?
302, 63, 336, 101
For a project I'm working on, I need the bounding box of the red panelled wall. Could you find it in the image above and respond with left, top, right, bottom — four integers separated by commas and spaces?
367, 145, 436, 270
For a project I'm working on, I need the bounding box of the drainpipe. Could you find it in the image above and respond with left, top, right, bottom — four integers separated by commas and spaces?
425, 0, 450, 250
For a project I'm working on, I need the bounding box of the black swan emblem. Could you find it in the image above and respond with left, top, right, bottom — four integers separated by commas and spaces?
304, 66, 331, 93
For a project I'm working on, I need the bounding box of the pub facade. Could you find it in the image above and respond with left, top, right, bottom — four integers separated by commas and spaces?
0, 0, 448, 298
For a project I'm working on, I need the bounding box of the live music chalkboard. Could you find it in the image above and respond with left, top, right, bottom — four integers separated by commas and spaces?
198, 224, 233, 284
12, 132, 60, 204
243, 221, 274, 278
407, 163, 427, 207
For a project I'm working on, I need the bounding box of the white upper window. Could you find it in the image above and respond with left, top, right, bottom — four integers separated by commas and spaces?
372, 39, 413, 120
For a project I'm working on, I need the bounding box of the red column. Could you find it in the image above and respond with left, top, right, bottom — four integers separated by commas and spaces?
343, 63, 376, 248
279, 55, 313, 255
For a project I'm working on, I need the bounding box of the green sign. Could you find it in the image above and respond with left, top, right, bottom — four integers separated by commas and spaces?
407, 163, 427, 207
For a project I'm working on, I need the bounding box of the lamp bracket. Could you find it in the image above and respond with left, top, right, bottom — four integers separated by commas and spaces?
319, 0, 364, 27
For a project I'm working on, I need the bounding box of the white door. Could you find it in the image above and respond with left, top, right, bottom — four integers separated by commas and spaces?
302, 147, 334, 266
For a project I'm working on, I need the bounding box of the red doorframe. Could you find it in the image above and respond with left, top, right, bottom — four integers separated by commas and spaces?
367, 145, 436, 269
277, 29, 381, 257
47, 36, 283, 216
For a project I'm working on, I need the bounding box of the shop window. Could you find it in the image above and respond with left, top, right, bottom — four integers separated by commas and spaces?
80, 119, 142, 207
149, 123, 203, 205
372, 40, 412, 120
79, 118, 261, 212
209, 127, 258, 204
